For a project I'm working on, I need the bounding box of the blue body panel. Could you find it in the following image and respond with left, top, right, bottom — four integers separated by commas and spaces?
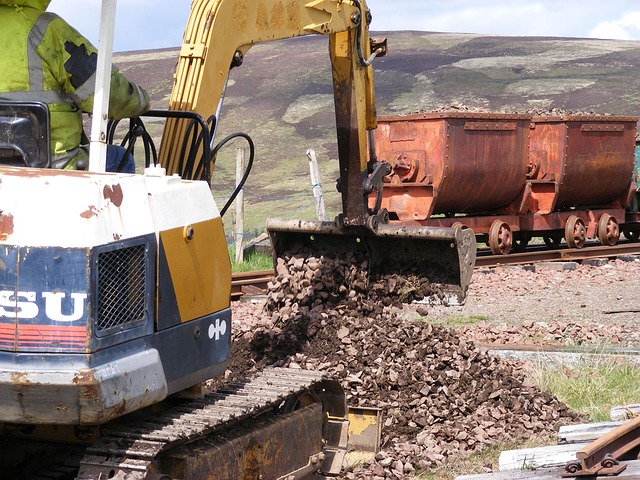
0, 245, 90, 352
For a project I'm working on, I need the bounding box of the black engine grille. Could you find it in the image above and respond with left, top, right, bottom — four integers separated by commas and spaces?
96, 243, 147, 334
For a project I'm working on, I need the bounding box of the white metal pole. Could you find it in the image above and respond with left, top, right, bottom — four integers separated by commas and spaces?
307, 149, 326, 221
88, 0, 117, 172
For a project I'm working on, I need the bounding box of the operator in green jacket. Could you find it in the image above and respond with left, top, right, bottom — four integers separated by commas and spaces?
0, 0, 149, 172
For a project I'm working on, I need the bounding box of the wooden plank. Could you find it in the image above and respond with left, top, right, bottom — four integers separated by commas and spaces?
557, 420, 625, 444
455, 458, 640, 479
499, 419, 638, 471
487, 349, 640, 369
497, 442, 586, 471
610, 404, 640, 421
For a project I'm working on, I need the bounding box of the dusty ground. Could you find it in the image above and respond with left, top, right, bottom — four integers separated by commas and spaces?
424, 257, 640, 347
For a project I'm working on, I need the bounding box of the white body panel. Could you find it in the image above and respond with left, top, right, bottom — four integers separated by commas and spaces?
0, 166, 220, 248
144, 166, 222, 232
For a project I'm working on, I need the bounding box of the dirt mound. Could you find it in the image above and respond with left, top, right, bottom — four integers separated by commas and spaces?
423, 104, 608, 116
225, 248, 583, 478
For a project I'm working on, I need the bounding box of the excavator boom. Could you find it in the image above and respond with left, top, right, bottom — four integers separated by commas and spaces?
160, 0, 475, 303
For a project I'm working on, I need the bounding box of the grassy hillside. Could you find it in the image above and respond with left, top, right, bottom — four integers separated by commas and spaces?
113, 32, 640, 237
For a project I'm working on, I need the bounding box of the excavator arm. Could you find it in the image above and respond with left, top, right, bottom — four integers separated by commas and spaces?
159, 0, 475, 304
159, 0, 382, 226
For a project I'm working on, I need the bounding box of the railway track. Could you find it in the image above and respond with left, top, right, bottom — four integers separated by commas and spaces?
231, 243, 640, 300
230, 269, 274, 300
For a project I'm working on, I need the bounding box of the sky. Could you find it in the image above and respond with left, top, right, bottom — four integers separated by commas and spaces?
47, 0, 640, 52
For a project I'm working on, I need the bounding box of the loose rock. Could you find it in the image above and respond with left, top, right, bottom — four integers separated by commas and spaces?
226, 247, 584, 479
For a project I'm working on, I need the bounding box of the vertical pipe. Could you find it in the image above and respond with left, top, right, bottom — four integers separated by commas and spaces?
89, 0, 117, 172
307, 149, 326, 221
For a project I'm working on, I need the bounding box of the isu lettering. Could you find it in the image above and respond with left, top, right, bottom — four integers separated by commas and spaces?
0, 291, 88, 322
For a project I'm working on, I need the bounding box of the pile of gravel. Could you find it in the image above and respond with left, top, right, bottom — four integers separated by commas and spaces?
225, 246, 583, 479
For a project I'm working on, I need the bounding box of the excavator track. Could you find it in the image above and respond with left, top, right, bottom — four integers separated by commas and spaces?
77, 368, 348, 480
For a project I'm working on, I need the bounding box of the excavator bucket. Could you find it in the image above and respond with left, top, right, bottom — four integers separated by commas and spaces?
345, 406, 382, 467
267, 219, 476, 305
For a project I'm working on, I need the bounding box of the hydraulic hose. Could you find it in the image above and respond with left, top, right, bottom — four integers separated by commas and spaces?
215, 132, 255, 217
352, 0, 383, 67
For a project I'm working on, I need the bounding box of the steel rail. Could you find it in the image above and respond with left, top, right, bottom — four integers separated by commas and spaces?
230, 269, 273, 299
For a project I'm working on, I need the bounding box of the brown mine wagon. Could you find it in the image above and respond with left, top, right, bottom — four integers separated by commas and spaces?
372, 112, 639, 254
527, 115, 638, 249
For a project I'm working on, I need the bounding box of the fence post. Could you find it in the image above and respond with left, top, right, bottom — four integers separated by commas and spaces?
235, 146, 245, 263
307, 149, 326, 221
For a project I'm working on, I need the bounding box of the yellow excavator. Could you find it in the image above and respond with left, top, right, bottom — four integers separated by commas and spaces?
0, 0, 475, 478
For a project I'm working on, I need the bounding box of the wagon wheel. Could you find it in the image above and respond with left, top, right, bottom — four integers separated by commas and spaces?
623, 227, 640, 242
565, 215, 586, 249
489, 220, 512, 255
598, 213, 619, 246
543, 234, 562, 249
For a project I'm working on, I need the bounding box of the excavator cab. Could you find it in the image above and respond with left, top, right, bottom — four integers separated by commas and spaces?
0, 0, 230, 440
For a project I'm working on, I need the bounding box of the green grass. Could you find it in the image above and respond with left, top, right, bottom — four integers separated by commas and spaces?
530, 357, 640, 422
229, 249, 273, 273
427, 314, 490, 327
444, 315, 490, 328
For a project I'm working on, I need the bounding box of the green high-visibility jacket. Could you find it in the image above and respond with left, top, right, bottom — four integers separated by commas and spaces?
0, 0, 149, 168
